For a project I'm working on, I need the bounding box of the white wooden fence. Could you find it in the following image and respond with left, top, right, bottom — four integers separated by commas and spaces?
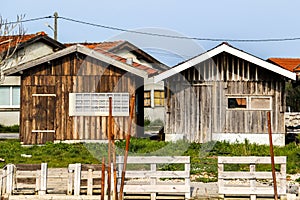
1, 163, 48, 196
0, 156, 190, 199
218, 156, 286, 199
117, 156, 190, 200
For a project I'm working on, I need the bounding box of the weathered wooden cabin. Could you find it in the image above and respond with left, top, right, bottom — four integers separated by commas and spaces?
5, 44, 157, 144
154, 43, 296, 146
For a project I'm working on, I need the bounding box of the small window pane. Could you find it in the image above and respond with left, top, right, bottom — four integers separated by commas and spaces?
251, 98, 271, 109
0, 87, 10, 105
154, 90, 164, 106
12, 87, 20, 105
144, 91, 151, 107
228, 98, 247, 109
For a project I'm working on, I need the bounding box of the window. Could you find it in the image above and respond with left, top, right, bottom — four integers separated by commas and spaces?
228, 97, 247, 109
227, 96, 272, 110
0, 86, 20, 108
249, 97, 271, 110
69, 93, 129, 116
144, 91, 151, 107
154, 90, 164, 106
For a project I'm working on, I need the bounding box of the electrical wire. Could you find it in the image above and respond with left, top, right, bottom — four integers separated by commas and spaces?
58, 16, 300, 43
4, 15, 300, 43
3, 16, 52, 25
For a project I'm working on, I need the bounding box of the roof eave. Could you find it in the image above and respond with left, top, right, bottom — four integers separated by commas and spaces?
154, 44, 296, 82
4, 44, 149, 79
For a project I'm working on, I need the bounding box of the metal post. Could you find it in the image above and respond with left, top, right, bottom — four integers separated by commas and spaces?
267, 111, 278, 200
107, 97, 113, 200
112, 139, 118, 200
101, 157, 105, 200
119, 95, 135, 200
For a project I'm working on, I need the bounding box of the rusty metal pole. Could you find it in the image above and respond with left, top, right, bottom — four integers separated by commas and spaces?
267, 111, 278, 200
107, 97, 113, 200
119, 95, 135, 200
101, 157, 105, 200
112, 139, 118, 200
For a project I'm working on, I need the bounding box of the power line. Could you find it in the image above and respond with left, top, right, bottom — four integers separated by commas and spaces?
3, 16, 52, 25
4, 15, 300, 43
58, 16, 300, 43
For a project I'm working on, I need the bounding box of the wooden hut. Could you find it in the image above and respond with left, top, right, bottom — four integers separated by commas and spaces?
5, 44, 157, 144
154, 43, 296, 146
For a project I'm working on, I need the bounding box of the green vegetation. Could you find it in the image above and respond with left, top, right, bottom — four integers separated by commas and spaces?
0, 124, 19, 133
286, 82, 300, 111
144, 118, 164, 132
1, 138, 300, 182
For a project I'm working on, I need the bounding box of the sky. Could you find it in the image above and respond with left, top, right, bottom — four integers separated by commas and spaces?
2, 0, 300, 66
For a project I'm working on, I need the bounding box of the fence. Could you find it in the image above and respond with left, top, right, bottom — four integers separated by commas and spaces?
1, 163, 48, 196
0, 156, 190, 200
117, 156, 190, 200
218, 156, 286, 200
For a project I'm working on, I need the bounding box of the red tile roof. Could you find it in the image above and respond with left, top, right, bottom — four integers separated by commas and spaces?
268, 58, 300, 72
0, 32, 46, 53
93, 47, 158, 76
66, 42, 158, 76
65, 41, 124, 51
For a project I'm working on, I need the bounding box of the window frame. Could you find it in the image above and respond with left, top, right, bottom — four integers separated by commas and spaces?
249, 96, 272, 111
69, 93, 130, 116
153, 90, 164, 107
227, 97, 247, 110
0, 86, 20, 108
227, 95, 272, 111
144, 91, 151, 107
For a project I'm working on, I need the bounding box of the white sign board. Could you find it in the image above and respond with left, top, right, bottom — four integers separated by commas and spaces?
69, 93, 129, 116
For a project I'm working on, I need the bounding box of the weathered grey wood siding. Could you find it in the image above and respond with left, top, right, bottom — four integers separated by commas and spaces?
20, 53, 144, 144
165, 52, 286, 143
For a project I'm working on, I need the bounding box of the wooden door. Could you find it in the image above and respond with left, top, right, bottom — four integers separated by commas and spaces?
32, 86, 56, 144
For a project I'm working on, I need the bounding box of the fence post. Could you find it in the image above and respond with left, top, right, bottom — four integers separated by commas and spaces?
218, 159, 224, 199
250, 163, 256, 200
67, 164, 74, 195
74, 163, 81, 195
150, 163, 157, 200
6, 164, 14, 195
38, 163, 47, 195
280, 160, 287, 200
185, 159, 191, 199
87, 168, 93, 195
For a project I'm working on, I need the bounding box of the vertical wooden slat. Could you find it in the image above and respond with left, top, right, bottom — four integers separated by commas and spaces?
218, 161, 224, 199
73, 163, 81, 196
150, 163, 157, 200
6, 164, 14, 195
195, 86, 200, 142
67, 168, 73, 195
39, 163, 48, 195
250, 163, 256, 200
185, 161, 191, 199
87, 168, 93, 195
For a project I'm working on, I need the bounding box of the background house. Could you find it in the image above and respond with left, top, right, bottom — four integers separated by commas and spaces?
154, 43, 296, 146
4, 44, 157, 144
0, 32, 64, 125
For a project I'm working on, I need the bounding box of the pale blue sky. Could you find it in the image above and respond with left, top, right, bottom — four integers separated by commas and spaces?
2, 0, 300, 66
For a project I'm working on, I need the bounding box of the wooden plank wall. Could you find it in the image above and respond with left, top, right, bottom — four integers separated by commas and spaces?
165, 52, 286, 143
20, 53, 143, 144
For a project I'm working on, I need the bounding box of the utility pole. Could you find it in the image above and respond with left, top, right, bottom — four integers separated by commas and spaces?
54, 12, 58, 40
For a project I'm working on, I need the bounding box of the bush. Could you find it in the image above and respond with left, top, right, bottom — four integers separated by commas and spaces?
0, 124, 19, 133
144, 118, 151, 126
